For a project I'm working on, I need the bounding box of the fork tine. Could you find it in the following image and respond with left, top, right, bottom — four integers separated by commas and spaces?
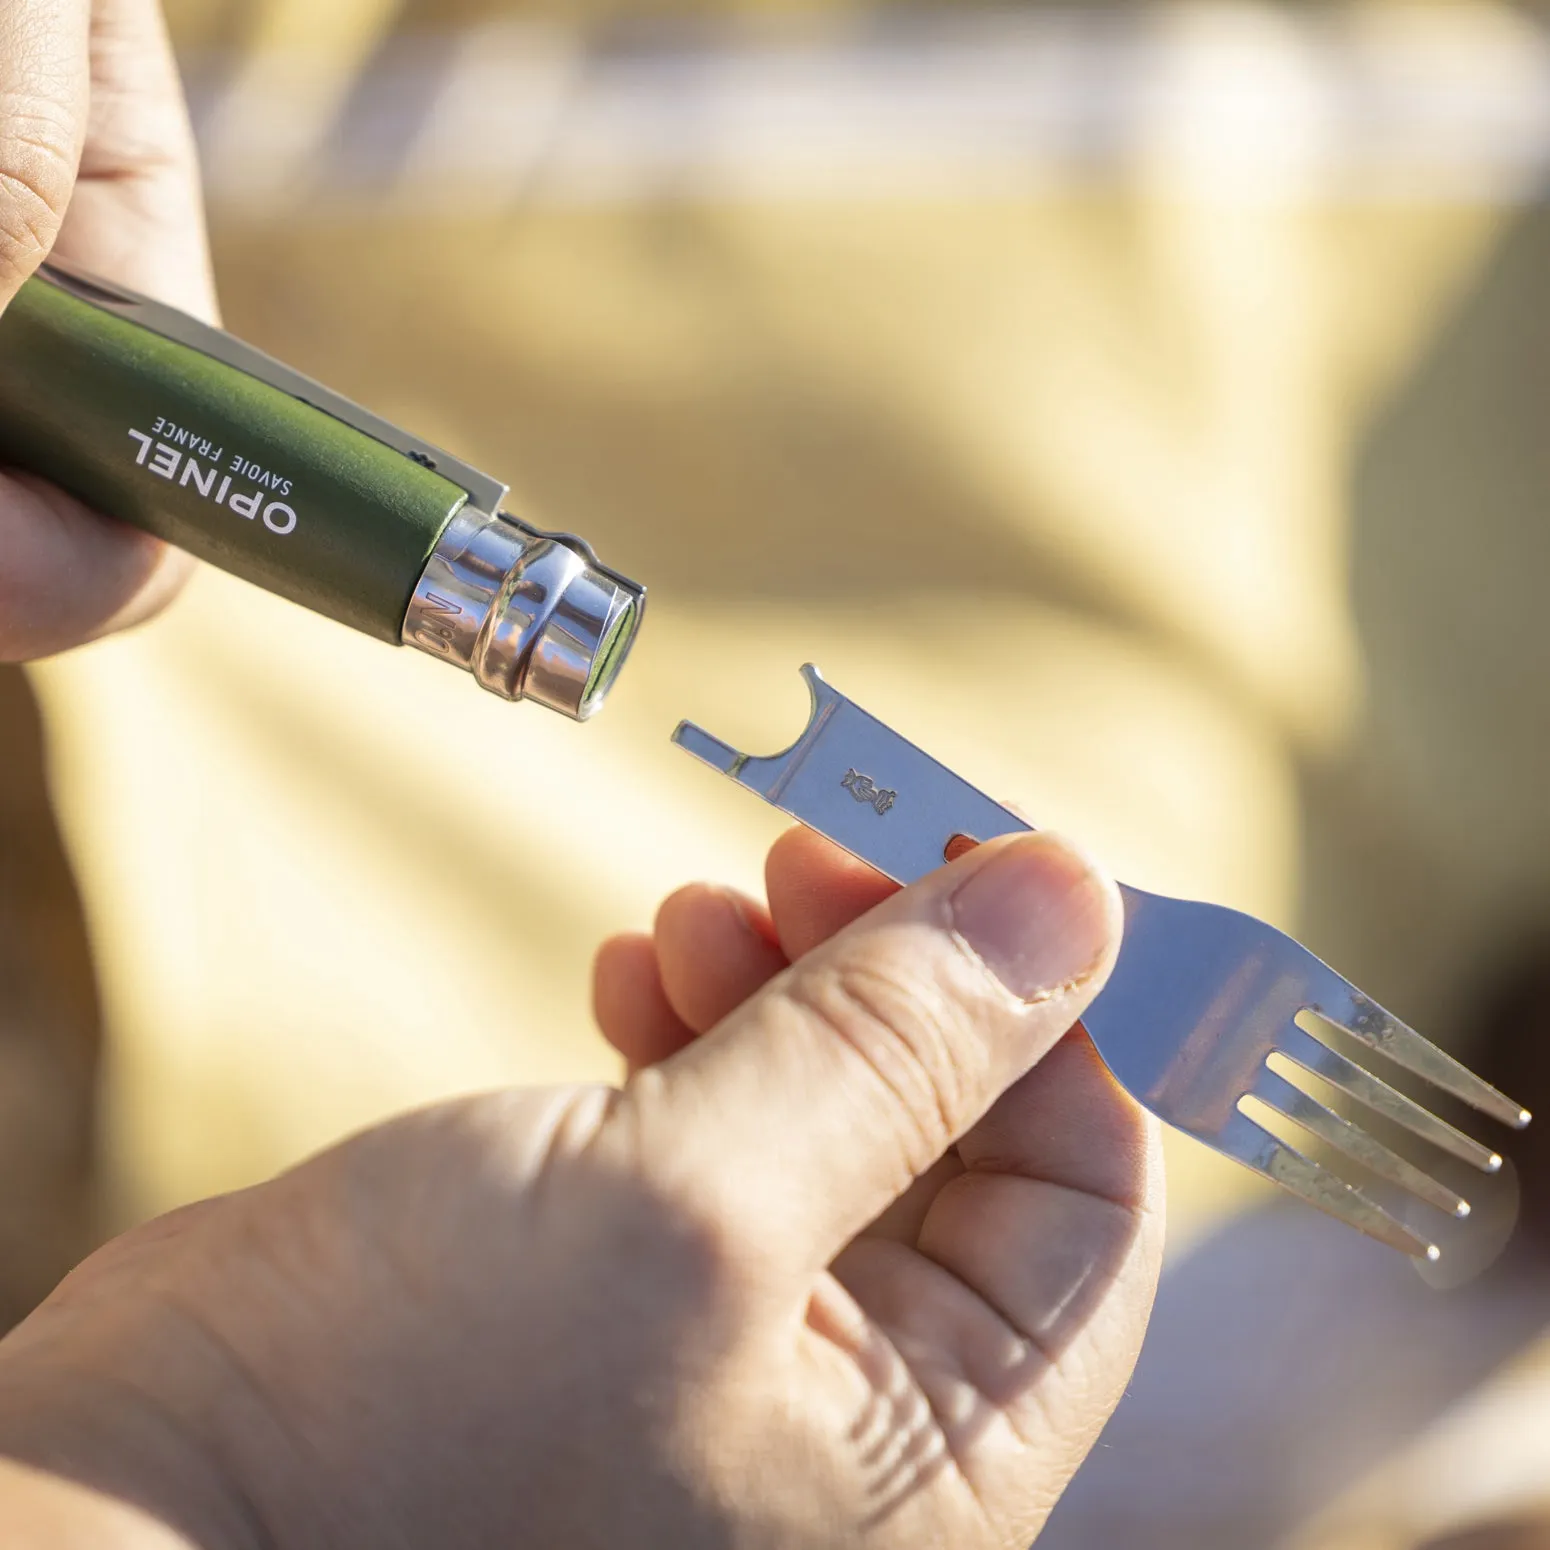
1311, 982, 1530, 1131
1253, 1063, 1470, 1218
1278, 1024, 1501, 1173
1220, 1109, 1438, 1259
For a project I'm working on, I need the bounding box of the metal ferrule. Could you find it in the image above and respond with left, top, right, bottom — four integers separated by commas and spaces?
403, 507, 643, 721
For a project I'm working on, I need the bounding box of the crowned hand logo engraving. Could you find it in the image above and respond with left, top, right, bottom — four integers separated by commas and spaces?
841, 768, 897, 816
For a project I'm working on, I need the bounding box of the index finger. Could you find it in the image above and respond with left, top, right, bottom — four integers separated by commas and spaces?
764, 825, 900, 961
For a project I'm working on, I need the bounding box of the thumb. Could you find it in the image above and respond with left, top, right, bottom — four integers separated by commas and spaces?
623, 831, 1124, 1277
0, 0, 89, 305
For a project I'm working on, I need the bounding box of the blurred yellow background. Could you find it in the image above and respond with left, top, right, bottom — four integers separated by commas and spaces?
34, 0, 1527, 1225
16, 2, 1550, 1544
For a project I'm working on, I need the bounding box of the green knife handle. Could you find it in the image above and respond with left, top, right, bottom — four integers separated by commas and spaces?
0, 269, 469, 642
0, 262, 645, 717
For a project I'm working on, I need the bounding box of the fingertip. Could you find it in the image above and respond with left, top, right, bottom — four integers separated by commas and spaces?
591, 932, 655, 1034
592, 933, 695, 1072
765, 825, 883, 894
946, 830, 1124, 1009
765, 825, 899, 961
655, 882, 789, 1034
654, 881, 773, 951
89, 541, 194, 640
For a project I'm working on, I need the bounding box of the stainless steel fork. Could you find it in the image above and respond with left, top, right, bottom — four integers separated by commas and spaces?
673, 665, 1530, 1261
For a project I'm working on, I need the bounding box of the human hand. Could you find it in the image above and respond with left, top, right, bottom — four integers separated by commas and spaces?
593, 825, 1166, 1539
0, 0, 213, 660
0, 829, 1162, 1549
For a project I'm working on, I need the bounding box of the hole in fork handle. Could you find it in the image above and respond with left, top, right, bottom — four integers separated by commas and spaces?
943, 833, 979, 865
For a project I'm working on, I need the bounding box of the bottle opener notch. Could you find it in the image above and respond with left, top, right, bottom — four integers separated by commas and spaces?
671, 664, 1030, 884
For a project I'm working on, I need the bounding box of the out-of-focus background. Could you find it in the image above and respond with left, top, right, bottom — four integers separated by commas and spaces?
9, 0, 1550, 1544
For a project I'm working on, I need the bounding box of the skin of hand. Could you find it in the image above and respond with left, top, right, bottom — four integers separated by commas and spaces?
0, 827, 1163, 1549
0, 0, 215, 661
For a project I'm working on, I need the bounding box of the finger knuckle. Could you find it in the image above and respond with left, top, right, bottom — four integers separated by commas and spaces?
790, 954, 977, 1172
